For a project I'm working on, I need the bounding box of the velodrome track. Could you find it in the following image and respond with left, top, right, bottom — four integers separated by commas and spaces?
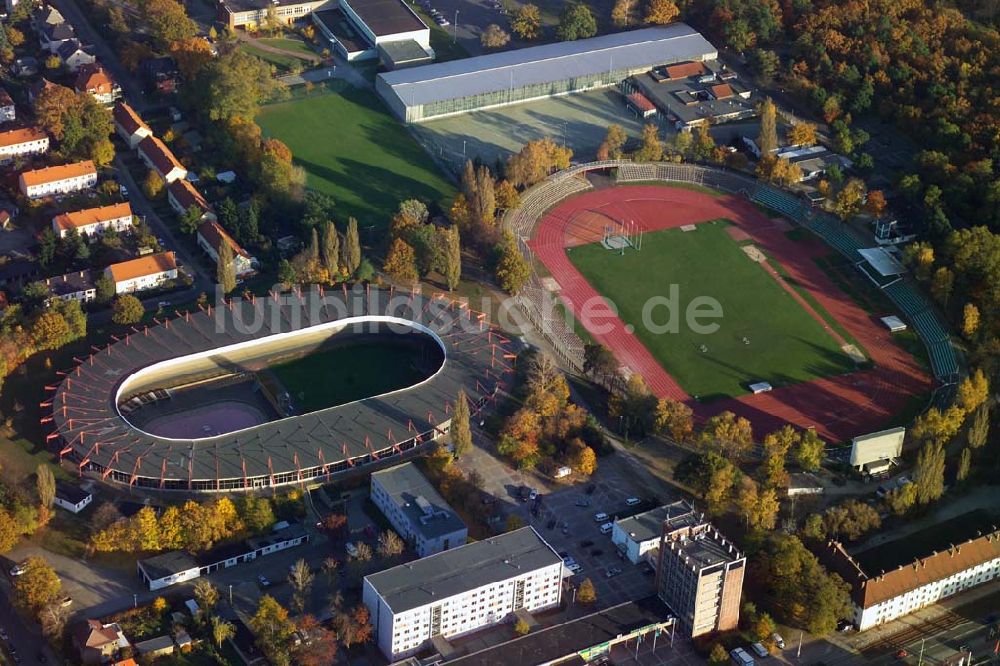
529, 185, 931, 442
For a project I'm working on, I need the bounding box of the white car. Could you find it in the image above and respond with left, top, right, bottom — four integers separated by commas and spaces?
528, 489, 538, 501
625, 497, 641, 506
346, 542, 360, 558
600, 522, 614, 534
8, 562, 27, 577
593, 512, 609, 523
565, 561, 581, 573
772, 633, 785, 649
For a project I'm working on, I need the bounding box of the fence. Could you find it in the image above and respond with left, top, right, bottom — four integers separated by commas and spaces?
503, 160, 958, 385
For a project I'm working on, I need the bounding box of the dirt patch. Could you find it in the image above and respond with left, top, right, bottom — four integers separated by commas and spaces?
726, 226, 752, 242
741, 244, 766, 262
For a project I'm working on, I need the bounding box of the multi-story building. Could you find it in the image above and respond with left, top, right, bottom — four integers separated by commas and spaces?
370, 461, 467, 557
137, 135, 187, 183
113, 101, 153, 149
105, 251, 178, 294
824, 531, 1000, 631
19, 160, 98, 199
74, 64, 121, 105
218, 0, 330, 30
196, 220, 258, 280
0, 127, 49, 164
52, 202, 133, 238
44, 270, 96, 304
612, 500, 700, 565
363, 526, 562, 661
656, 518, 744, 638
0, 87, 15, 123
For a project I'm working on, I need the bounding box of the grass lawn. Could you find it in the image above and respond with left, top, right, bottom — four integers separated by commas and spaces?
270, 341, 434, 412
240, 43, 303, 72
257, 36, 317, 57
257, 82, 456, 228
567, 221, 856, 400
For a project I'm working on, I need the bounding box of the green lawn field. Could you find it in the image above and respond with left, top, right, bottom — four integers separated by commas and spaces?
240, 43, 302, 72
257, 82, 456, 229
567, 221, 856, 400
258, 37, 316, 57
270, 341, 434, 413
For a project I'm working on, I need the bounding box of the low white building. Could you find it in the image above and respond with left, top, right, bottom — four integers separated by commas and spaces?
197, 220, 258, 279
826, 531, 1000, 631
370, 461, 467, 558
612, 500, 699, 565
137, 551, 202, 591
52, 202, 133, 238
0, 127, 50, 164
113, 101, 152, 149
105, 251, 177, 294
19, 160, 97, 199
53, 481, 93, 513
363, 527, 562, 661
137, 135, 187, 184
44, 270, 96, 304
167, 178, 214, 221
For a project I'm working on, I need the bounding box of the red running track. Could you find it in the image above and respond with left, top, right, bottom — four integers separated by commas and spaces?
530, 185, 932, 442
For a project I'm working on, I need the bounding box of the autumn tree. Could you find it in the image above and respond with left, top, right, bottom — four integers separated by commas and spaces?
452, 388, 473, 458
795, 428, 825, 472
288, 558, 314, 616
514, 618, 530, 636
510, 3, 541, 39
481, 24, 510, 48
930, 267, 954, 306
556, 2, 597, 40
250, 595, 297, 666
377, 530, 405, 558
0, 510, 20, 553
296, 615, 337, 666
567, 438, 598, 475
597, 124, 628, 161
332, 605, 373, 647
757, 97, 778, 156
675, 451, 736, 514
344, 217, 362, 275
611, 0, 632, 26
699, 411, 753, 461
653, 398, 693, 443
833, 178, 867, 220
913, 441, 946, 505
863, 190, 887, 218
968, 405, 990, 449
633, 123, 663, 162
576, 577, 596, 603
442, 225, 461, 290
13, 558, 61, 615
962, 303, 980, 339
493, 230, 530, 293
169, 36, 214, 80
112, 295, 144, 325
211, 616, 236, 649
143, 169, 164, 199
507, 137, 572, 188
821, 500, 881, 541
957, 369, 989, 413
644, 0, 678, 24
760, 425, 798, 488
383, 238, 419, 285
495, 179, 520, 211
217, 240, 236, 295
957, 447, 972, 482
142, 0, 197, 48
787, 122, 817, 147
193, 579, 219, 617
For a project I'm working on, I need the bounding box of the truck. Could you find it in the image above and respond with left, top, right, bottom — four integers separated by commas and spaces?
730, 647, 755, 666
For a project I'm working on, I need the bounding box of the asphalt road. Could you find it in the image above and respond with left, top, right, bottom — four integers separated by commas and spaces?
0, 578, 60, 666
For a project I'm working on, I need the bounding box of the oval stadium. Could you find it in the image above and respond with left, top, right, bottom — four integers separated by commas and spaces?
46, 286, 513, 492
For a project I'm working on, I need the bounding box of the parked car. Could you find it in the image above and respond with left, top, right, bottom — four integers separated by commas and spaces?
751, 642, 768, 658
258, 574, 270, 587
575, 498, 591, 507
59, 596, 73, 608
8, 562, 27, 577
625, 497, 641, 506
772, 633, 785, 649
528, 488, 538, 501
605, 566, 621, 578
346, 542, 359, 558
593, 512, 609, 523
600, 522, 614, 534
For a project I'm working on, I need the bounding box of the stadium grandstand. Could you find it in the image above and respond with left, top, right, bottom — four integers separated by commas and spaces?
376, 24, 718, 122
46, 287, 513, 492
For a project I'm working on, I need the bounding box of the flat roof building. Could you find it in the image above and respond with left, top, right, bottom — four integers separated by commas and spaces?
363, 526, 562, 660
612, 500, 700, 564
312, 0, 431, 67
656, 519, 744, 638
630, 60, 755, 131
376, 24, 718, 123
370, 461, 467, 557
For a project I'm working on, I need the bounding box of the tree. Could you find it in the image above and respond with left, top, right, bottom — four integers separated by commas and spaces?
709, 643, 730, 665
195, 50, 280, 122
514, 618, 530, 636
653, 398, 694, 443
452, 388, 473, 458
913, 441, 946, 505
211, 615, 236, 649
112, 295, 144, 325
39, 602, 68, 640
633, 123, 663, 162
480, 24, 510, 48
930, 267, 954, 306
296, 615, 338, 666
692, 122, 716, 161
962, 303, 980, 339
344, 217, 362, 275
760, 425, 798, 488
170, 36, 214, 80
885, 482, 918, 516
217, 240, 236, 295
833, 178, 867, 220
193, 579, 219, 617
510, 3, 541, 38
34, 464, 56, 511
957, 369, 989, 413
796, 429, 825, 472
250, 595, 297, 666
757, 98, 778, 156
822, 501, 880, 541
493, 230, 530, 293
332, 605, 373, 647
507, 137, 572, 188
557, 2, 596, 40
968, 405, 990, 449
354, 541, 373, 562
288, 558, 314, 616
0, 510, 20, 553
957, 447, 972, 482
442, 225, 462, 290
567, 438, 598, 475
583, 343, 618, 381
13, 558, 61, 614
597, 124, 628, 161
864, 189, 887, 218
142, 0, 197, 47
31, 311, 71, 351
700, 411, 753, 460
383, 238, 419, 285
577, 578, 596, 603
736, 476, 760, 527
376, 530, 405, 558
644, 0, 678, 24
320, 221, 340, 279
787, 122, 817, 147
143, 169, 164, 199
34, 84, 78, 140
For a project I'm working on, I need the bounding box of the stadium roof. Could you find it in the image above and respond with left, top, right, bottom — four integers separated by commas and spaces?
365, 527, 560, 613
378, 24, 717, 107
49, 287, 512, 491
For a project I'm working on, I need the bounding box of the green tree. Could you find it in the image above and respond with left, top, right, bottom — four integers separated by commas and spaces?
217, 240, 236, 295
180, 204, 203, 235
452, 389, 473, 458
556, 2, 597, 40
796, 428, 825, 472
442, 225, 461, 290
249, 595, 297, 666
111, 294, 144, 325
278, 259, 296, 287
709, 644, 730, 665
510, 3, 541, 38
94, 275, 116, 305
239, 496, 276, 532
344, 217, 362, 275
321, 220, 340, 279
142, 0, 197, 48
31, 311, 71, 351
913, 441, 946, 504
195, 50, 281, 122
35, 465, 56, 509
493, 230, 530, 293
757, 97, 778, 156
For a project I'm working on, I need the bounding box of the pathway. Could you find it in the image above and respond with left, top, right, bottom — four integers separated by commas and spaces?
238, 32, 321, 65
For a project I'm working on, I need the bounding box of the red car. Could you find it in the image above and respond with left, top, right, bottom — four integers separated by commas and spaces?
895, 649, 908, 659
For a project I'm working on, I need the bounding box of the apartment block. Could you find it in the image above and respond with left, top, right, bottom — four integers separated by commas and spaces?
363, 527, 562, 660
18, 160, 97, 199
370, 461, 467, 557
656, 519, 744, 638
0, 127, 49, 163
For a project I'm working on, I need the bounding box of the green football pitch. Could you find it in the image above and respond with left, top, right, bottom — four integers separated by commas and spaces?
567, 221, 856, 400
270, 341, 432, 413
257, 82, 456, 229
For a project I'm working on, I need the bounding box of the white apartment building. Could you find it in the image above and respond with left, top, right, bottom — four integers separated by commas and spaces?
363, 527, 563, 661
113, 101, 152, 149
105, 251, 178, 294
370, 461, 467, 558
612, 500, 700, 565
0, 127, 47, 164
18, 160, 97, 199
826, 531, 1000, 631
52, 202, 133, 238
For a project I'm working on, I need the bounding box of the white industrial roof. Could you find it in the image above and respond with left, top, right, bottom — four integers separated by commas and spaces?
379, 24, 718, 107
858, 247, 906, 276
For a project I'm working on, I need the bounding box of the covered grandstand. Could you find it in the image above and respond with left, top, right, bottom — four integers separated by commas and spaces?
376, 24, 718, 122
46, 287, 513, 492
